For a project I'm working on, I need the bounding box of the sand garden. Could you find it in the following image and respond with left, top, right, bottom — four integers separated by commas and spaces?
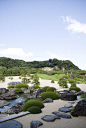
0, 76, 86, 128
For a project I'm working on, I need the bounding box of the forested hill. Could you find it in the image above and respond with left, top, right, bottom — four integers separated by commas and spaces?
0, 57, 79, 70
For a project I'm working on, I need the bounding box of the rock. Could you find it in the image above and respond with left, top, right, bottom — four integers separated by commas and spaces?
0, 88, 7, 94
42, 98, 53, 103
0, 91, 18, 100
70, 90, 77, 94
41, 115, 60, 122
21, 88, 27, 92
24, 90, 30, 94
68, 101, 75, 104
2, 101, 24, 114
74, 99, 86, 116
64, 103, 73, 108
76, 91, 85, 96
0, 120, 22, 128
58, 107, 71, 112
36, 88, 45, 98
0, 100, 10, 108
8, 81, 20, 86
52, 111, 71, 118
30, 121, 43, 128
8, 88, 16, 93
60, 93, 77, 101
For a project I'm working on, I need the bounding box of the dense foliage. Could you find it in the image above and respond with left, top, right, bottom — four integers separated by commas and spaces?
47, 87, 56, 92
15, 88, 22, 93
69, 87, 81, 92
70, 107, 78, 117
22, 99, 44, 111
81, 92, 86, 98
34, 85, 40, 89
51, 80, 55, 83
27, 106, 42, 114
58, 80, 68, 88
14, 83, 28, 89
7, 85, 14, 89
42, 86, 50, 91
39, 91, 59, 100
0, 57, 79, 70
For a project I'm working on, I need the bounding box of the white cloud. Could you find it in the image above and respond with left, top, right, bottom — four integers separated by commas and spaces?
47, 52, 68, 60
0, 48, 33, 59
0, 44, 5, 46
62, 16, 86, 33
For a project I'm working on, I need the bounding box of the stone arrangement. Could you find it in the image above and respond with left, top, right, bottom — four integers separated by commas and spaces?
30, 121, 43, 128
41, 115, 60, 122
58, 107, 71, 112
52, 111, 71, 118
0, 120, 23, 128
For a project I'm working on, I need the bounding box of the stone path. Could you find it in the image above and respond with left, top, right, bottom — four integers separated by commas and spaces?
0, 120, 22, 128
0, 112, 30, 123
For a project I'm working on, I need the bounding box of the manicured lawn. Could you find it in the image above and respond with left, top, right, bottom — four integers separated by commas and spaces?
37, 73, 65, 81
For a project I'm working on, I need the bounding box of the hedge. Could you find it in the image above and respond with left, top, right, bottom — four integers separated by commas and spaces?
22, 99, 44, 111
39, 91, 59, 100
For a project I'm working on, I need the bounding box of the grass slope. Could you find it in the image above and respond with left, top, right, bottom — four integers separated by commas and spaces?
37, 73, 65, 81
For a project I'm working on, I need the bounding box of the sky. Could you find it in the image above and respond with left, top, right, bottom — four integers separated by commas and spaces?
0, 0, 86, 70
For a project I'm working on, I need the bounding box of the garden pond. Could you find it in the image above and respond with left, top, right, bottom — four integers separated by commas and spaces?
0, 93, 32, 113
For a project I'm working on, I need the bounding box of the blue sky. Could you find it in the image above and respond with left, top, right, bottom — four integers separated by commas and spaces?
0, 0, 86, 70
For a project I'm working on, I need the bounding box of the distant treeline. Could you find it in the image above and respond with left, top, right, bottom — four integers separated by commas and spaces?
0, 57, 79, 70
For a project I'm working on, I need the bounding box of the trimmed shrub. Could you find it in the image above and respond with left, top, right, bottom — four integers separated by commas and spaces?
25, 98, 40, 103
70, 107, 78, 117
69, 87, 81, 92
42, 86, 49, 91
81, 92, 86, 98
34, 85, 40, 89
58, 80, 68, 88
51, 80, 55, 83
14, 83, 28, 89
39, 91, 59, 100
7, 85, 14, 89
22, 99, 44, 111
27, 106, 42, 114
71, 83, 76, 87
15, 88, 22, 93
47, 87, 56, 92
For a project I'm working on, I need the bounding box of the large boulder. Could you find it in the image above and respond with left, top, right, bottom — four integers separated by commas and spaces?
2, 101, 24, 114
74, 99, 86, 116
60, 93, 77, 101
0, 92, 18, 100
0, 88, 7, 94
0, 100, 10, 108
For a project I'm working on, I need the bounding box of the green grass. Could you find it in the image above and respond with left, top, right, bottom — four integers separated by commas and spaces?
37, 73, 65, 81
